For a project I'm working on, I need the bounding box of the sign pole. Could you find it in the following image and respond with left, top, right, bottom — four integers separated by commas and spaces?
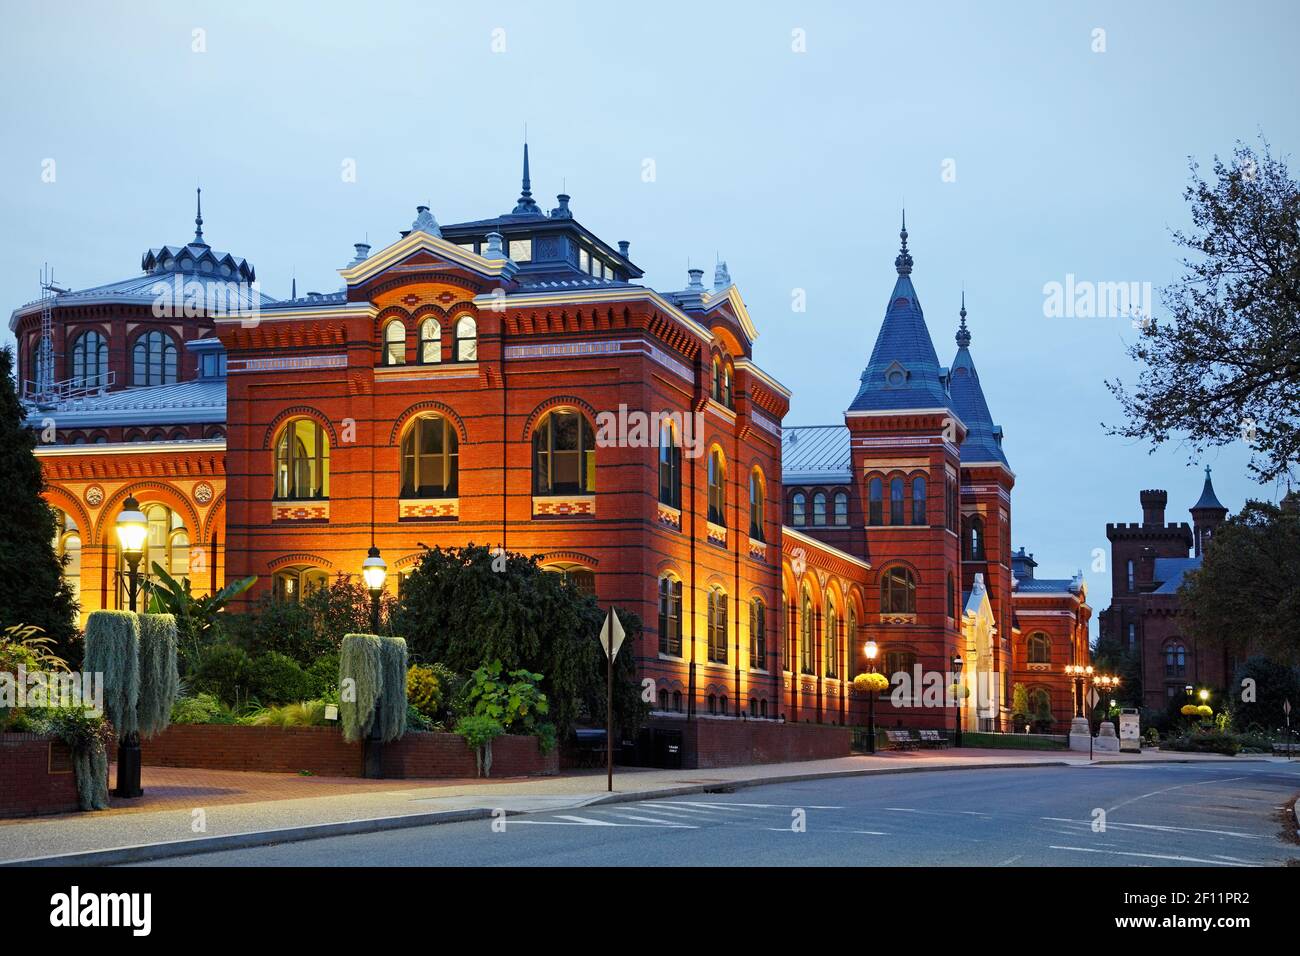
606, 639, 613, 792
1285, 699, 1292, 761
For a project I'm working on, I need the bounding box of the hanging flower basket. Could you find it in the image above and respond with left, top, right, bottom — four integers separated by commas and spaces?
853, 672, 889, 694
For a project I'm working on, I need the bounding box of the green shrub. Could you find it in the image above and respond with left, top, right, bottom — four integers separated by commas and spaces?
339, 634, 382, 742
377, 637, 408, 742
137, 613, 180, 739
1164, 729, 1241, 755
83, 610, 140, 737
239, 700, 330, 727
194, 643, 253, 706
39, 706, 112, 810
455, 714, 505, 777
170, 693, 236, 725
247, 651, 312, 705
407, 664, 443, 720
305, 653, 340, 700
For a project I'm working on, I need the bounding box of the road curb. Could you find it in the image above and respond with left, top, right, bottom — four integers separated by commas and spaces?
4, 754, 1252, 866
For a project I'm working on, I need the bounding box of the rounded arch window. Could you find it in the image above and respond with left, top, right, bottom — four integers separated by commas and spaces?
52, 509, 82, 608
454, 315, 478, 362
799, 587, 815, 674
533, 408, 595, 495
658, 419, 681, 509
833, 490, 849, 526
749, 596, 767, 670
117, 503, 188, 605
658, 574, 683, 656
749, 468, 765, 541
71, 330, 109, 389
132, 330, 178, 386
383, 320, 406, 365
706, 447, 726, 525
419, 318, 442, 364
868, 476, 884, 525
400, 414, 458, 498
880, 565, 917, 615
544, 562, 596, 596
889, 476, 905, 524
812, 491, 827, 526
1028, 632, 1052, 664
792, 491, 807, 526
273, 566, 330, 603
707, 586, 728, 664
274, 417, 330, 500
825, 603, 839, 678
911, 475, 927, 525
1164, 642, 1186, 677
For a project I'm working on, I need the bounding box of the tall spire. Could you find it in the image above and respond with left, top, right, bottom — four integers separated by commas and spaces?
894, 209, 913, 275
193, 187, 206, 246
511, 140, 541, 215
956, 289, 971, 348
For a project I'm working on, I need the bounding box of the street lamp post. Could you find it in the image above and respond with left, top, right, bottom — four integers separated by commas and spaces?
865, 640, 878, 754
113, 495, 148, 799
951, 653, 964, 748
361, 546, 388, 779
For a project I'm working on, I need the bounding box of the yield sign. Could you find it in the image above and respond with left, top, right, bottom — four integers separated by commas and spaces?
1087, 687, 1100, 710
599, 608, 626, 660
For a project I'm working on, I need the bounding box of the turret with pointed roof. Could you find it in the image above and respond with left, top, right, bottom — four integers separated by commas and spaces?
847, 215, 955, 415
948, 294, 1010, 468
1190, 465, 1228, 556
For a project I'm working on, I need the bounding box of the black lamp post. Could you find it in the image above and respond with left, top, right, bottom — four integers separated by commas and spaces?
951, 653, 964, 747
865, 639, 879, 754
361, 546, 387, 779
113, 494, 148, 798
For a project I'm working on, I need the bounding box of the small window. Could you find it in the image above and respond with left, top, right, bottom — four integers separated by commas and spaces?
833, 491, 848, 526
800, 589, 815, 674
1126, 559, 1135, 591
707, 448, 726, 525
1028, 632, 1051, 664
420, 318, 441, 364
911, 475, 927, 525
889, 477, 905, 524
749, 597, 766, 669
749, 469, 765, 541
881, 566, 916, 615
707, 587, 728, 664
812, 491, 827, 526
792, 492, 807, 526
658, 420, 681, 509
454, 315, 478, 362
1164, 642, 1186, 677
383, 320, 406, 365
868, 477, 883, 526
658, 576, 683, 656
825, 606, 839, 679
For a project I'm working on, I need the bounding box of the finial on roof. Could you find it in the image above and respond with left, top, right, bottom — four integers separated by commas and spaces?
894, 209, 913, 275
193, 187, 206, 246
713, 259, 731, 291
956, 290, 971, 348
511, 141, 542, 215
410, 205, 442, 237
1191, 464, 1228, 512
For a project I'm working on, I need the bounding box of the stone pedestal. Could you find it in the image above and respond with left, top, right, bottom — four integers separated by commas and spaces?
1094, 720, 1120, 753
1068, 716, 1092, 752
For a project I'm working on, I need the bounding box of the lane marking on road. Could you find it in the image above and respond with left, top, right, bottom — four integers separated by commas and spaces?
1048, 845, 1253, 866
1041, 817, 1259, 839
1105, 775, 1248, 813
608, 813, 698, 825
649, 804, 723, 815
880, 807, 987, 817
513, 815, 698, 829
997, 855, 1022, 866
660, 801, 794, 812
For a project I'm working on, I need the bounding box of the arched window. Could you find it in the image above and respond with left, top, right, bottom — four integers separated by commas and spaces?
749, 468, 765, 541
880, 566, 916, 615
272, 566, 329, 603
711, 357, 722, 403
132, 330, 178, 386
1126, 559, 1135, 591
383, 320, 406, 365
658, 575, 683, 656
911, 475, 927, 525
400, 414, 458, 498
825, 604, 839, 678
419, 318, 441, 364
658, 420, 681, 509
707, 587, 728, 664
799, 589, 815, 674
1164, 642, 1186, 677
118, 503, 188, 606
890, 476, 905, 524
848, 607, 858, 665
52, 509, 81, 609
884, 648, 916, 681
545, 563, 596, 596
707, 447, 726, 525
964, 514, 985, 560
658, 689, 669, 711
454, 315, 477, 362
274, 417, 330, 500
722, 361, 734, 409
833, 491, 848, 526
533, 408, 595, 495
947, 571, 956, 620
868, 476, 883, 525
672, 690, 683, 712
792, 491, 806, 526
812, 491, 827, 526
749, 597, 766, 670
71, 331, 108, 389
1028, 632, 1052, 664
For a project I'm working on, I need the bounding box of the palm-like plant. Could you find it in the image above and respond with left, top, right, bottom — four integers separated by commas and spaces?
144, 563, 256, 673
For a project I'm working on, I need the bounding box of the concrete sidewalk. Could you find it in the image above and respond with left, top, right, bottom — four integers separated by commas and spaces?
1, 747, 1275, 866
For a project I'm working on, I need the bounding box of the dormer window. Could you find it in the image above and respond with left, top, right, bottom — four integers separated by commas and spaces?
199, 350, 227, 379
884, 360, 908, 387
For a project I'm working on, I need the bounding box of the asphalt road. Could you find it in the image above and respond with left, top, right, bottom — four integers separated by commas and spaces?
136, 762, 1300, 867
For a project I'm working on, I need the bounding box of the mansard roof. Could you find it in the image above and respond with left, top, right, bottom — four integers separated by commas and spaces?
847, 219, 955, 416
948, 296, 1010, 468
23, 377, 226, 430
1152, 556, 1201, 594
782, 424, 851, 483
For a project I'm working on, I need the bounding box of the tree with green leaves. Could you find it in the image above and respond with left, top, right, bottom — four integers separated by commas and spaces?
1091, 634, 1143, 705
0, 347, 79, 660
391, 544, 647, 740
1106, 137, 1300, 484
1177, 496, 1300, 665
1228, 656, 1300, 734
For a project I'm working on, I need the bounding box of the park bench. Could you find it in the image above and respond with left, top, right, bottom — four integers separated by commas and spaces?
885, 730, 918, 750
918, 729, 950, 748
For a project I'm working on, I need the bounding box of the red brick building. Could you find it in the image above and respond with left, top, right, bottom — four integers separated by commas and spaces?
1098, 474, 1232, 711
21, 159, 1089, 749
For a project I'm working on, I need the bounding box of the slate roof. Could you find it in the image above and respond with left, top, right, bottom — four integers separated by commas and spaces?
782, 425, 852, 483
1015, 577, 1079, 594
1191, 467, 1227, 512
1152, 557, 1201, 595
948, 301, 1010, 467
847, 222, 956, 416
24, 378, 226, 430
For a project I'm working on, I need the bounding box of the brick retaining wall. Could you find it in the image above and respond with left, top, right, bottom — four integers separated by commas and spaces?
0, 733, 83, 817
641, 717, 851, 769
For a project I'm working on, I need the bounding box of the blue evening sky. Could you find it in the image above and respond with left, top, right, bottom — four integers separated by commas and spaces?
2, 1, 1297, 633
